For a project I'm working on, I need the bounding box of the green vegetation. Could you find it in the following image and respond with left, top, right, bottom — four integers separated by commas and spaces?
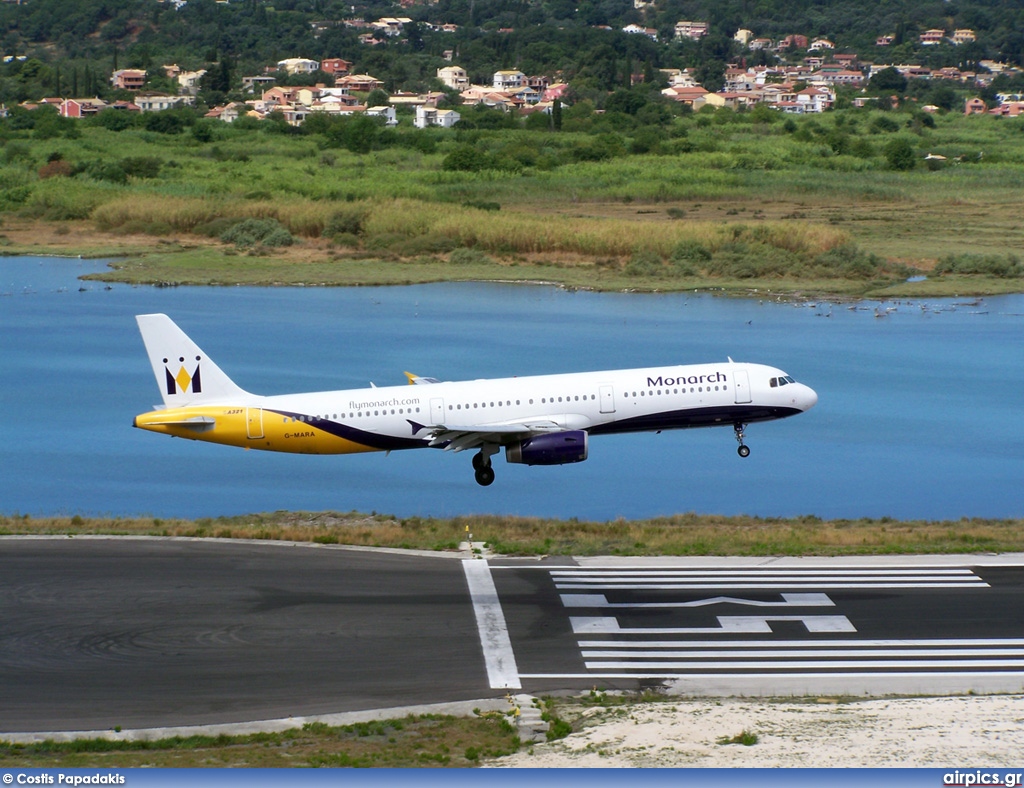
1, 108, 1024, 297
0, 714, 521, 768
3, 511, 1023, 556
717, 730, 760, 746
1, 0, 1022, 112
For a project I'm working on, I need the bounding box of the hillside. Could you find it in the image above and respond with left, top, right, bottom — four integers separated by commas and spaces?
1, 0, 1022, 103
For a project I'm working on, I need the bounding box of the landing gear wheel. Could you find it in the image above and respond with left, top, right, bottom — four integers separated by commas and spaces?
733, 422, 749, 458
474, 465, 495, 486
472, 452, 486, 471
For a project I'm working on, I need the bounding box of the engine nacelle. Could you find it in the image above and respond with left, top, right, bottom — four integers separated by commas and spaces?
505, 430, 589, 466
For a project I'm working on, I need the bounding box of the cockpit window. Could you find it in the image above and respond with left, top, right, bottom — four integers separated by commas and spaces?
770, 375, 797, 388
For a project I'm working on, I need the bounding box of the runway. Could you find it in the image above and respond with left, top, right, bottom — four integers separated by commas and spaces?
0, 537, 488, 732
488, 557, 1024, 697
4, 537, 1024, 734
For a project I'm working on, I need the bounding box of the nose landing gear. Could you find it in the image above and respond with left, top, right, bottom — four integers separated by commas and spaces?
734, 423, 750, 458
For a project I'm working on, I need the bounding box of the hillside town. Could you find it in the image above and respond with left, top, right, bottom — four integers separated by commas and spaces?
4, 15, 1024, 126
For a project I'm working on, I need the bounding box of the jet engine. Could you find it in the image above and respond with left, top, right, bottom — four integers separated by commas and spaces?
505, 430, 589, 466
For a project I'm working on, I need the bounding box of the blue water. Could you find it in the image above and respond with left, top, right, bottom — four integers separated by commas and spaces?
1, 256, 1021, 521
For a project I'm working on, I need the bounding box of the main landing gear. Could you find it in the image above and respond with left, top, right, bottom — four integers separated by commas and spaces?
472, 445, 499, 486
734, 423, 751, 458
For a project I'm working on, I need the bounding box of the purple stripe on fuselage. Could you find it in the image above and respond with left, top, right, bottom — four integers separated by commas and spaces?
267, 410, 427, 451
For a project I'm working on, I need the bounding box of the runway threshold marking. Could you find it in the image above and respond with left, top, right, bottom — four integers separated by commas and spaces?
462, 559, 521, 690
491, 563, 1019, 682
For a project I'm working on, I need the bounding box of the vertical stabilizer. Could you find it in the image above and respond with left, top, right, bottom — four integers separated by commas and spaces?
136, 314, 250, 408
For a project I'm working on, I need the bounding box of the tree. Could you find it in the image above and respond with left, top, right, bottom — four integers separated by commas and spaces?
91, 107, 135, 131
928, 84, 957, 111
605, 87, 647, 115
366, 88, 390, 108
694, 59, 726, 92
869, 66, 908, 94
326, 114, 380, 154
442, 143, 490, 171
884, 136, 917, 171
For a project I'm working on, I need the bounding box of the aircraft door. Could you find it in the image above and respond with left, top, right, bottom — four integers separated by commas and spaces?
246, 407, 264, 439
430, 398, 445, 425
733, 370, 752, 404
599, 385, 615, 414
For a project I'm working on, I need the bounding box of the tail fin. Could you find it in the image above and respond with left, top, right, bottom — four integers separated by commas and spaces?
136, 314, 250, 408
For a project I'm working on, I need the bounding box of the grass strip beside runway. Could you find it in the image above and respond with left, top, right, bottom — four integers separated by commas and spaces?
2, 512, 1022, 557
0, 714, 521, 768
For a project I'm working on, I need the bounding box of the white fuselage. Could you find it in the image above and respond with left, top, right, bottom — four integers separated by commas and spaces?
133, 313, 817, 483
137, 361, 815, 455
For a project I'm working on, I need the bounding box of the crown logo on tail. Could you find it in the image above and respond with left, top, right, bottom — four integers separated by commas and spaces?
164, 355, 203, 396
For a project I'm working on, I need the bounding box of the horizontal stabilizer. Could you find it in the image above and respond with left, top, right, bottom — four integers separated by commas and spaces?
133, 414, 215, 432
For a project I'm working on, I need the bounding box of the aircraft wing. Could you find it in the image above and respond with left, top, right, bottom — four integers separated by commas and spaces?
428, 420, 563, 452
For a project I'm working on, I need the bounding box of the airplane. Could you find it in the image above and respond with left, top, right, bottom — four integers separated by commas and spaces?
134, 313, 818, 486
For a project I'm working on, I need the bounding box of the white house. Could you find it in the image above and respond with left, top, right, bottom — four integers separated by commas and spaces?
437, 65, 469, 90
372, 17, 412, 36
277, 58, 320, 75
242, 75, 276, 93
134, 93, 192, 112
674, 21, 708, 40
492, 70, 524, 89
793, 86, 834, 113
205, 102, 248, 122
366, 105, 398, 126
414, 105, 460, 128
177, 69, 206, 94
623, 24, 657, 41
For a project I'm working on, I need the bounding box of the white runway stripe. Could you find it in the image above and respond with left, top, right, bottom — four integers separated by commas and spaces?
548, 568, 978, 573
550, 567, 990, 590
555, 582, 986, 589
519, 671, 1024, 679
581, 648, 1024, 658
462, 559, 521, 690
551, 569, 979, 577
584, 659, 1024, 669
577, 638, 1024, 648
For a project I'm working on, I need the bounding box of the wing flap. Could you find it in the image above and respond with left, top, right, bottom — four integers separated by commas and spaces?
428, 420, 562, 452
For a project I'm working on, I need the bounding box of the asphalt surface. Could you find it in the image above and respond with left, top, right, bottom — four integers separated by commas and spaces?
4, 538, 1024, 734
1, 538, 488, 732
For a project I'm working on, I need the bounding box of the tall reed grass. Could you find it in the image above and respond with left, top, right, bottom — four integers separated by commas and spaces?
90, 192, 851, 261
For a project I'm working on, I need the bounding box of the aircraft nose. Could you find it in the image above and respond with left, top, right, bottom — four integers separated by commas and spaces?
798, 384, 818, 412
